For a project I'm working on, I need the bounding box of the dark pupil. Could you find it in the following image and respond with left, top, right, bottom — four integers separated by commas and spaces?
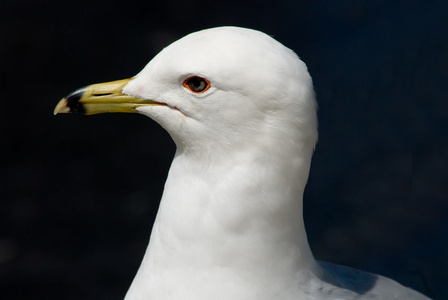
188, 77, 206, 92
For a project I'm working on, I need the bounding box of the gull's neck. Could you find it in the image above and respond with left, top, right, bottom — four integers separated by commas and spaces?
125, 143, 324, 299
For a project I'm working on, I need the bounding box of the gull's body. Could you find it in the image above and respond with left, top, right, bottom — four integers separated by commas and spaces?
55, 27, 429, 299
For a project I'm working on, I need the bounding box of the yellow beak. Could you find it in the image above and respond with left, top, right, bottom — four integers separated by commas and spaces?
54, 78, 157, 115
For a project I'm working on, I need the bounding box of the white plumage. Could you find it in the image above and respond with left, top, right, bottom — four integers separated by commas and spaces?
56, 26, 429, 299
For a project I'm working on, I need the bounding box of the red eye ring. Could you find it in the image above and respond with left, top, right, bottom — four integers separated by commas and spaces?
183, 76, 211, 93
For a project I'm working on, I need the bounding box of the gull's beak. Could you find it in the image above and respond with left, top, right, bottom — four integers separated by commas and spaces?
54, 78, 156, 115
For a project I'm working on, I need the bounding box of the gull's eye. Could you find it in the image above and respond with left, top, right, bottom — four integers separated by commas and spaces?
183, 76, 211, 93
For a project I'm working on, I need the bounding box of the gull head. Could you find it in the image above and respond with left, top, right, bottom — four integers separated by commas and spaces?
53, 27, 431, 300
55, 27, 318, 157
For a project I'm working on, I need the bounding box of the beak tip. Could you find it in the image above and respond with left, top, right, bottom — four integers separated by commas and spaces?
54, 98, 70, 115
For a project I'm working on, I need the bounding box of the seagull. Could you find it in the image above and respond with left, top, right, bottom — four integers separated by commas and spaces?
54, 27, 429, 300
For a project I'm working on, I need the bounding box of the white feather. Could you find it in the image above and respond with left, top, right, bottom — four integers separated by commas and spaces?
121, 27, 428, 300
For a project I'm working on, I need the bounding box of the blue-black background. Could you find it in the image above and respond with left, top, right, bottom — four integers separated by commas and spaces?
1, 1, 447, 299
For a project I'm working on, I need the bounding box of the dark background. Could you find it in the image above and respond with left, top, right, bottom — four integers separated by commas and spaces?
1, 0, 447, 299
